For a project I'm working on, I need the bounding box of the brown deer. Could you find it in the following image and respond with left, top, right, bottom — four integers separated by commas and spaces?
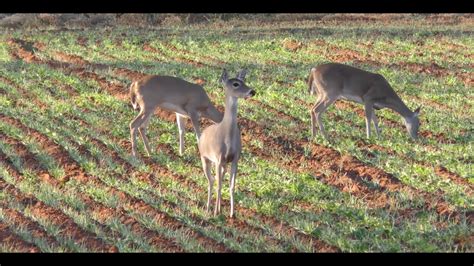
307, 63, 421, 140
129, 75, 223, 158
198, 69, 255, 218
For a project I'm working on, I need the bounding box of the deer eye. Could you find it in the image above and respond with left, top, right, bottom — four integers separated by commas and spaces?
232, 82, 239, 87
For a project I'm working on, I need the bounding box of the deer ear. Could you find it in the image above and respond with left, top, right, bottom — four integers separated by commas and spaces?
237, 69, 247, 81
220, 69, 229, 83
414, 106, 421, 116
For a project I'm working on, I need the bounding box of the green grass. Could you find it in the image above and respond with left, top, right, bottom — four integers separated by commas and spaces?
0, 18, 472, 252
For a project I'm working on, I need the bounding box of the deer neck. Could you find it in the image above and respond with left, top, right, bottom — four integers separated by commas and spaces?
389, 96, 413, 119
221, 93, 239, 135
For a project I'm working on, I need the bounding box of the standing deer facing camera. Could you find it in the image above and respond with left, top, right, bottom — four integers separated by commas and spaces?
198, 69, 255, 218
129, 75, 223, 158
308, 63, 421, 140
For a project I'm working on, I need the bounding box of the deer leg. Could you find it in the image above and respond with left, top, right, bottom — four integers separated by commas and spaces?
229, 160, 238, 218
310, 96, 323, 138
364, 102, 374, 138
188, 111, 202, 143
130, 109, 147, 158
138, 111, 154, 156
314, 97, 337, 140
214, 162, 224, 216
176, 113, 186, 156
371, 111, 381, 137
201, 157, 214, 213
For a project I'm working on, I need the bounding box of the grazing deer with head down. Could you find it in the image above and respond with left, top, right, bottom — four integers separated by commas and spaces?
307, 62, 421, 140
129, 75, 223, 158
198, 69, 255, 218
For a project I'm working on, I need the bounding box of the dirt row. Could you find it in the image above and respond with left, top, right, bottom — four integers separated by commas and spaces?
1, 71, 312, 252
250, 94, 473, 195
143, 37, 465, 146
32, 63, 341, 251
19, 37, 464, 216
59, 107, 337, 252
0, 85, 199, 252
0, 202, 64, 251
2, 81, 336, 252
0, 219, 40, 252
6, 38, 465, 222
309, 40, 473, 87
0, 143, 117, 252
0, 114, 227, 252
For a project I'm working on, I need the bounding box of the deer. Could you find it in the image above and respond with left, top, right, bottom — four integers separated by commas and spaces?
307, 62, 421, 141
129, 75, 223, 158
198, 69, 255, 218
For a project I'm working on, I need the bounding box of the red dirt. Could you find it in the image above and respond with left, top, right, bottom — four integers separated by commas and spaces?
50, 79, 80, 97
435, 166, 474, 190
0, 136, 117, 252
2, 206, 64, 251
0, 221, 40, 252
114, 68, 147, 81
53, 51, 89, 66
39, 44, 460, 216
0, 116, 187, 252
0, 153, 115, 252
143, 43, 167, 61
393, 62, 473, 87
162, 42, 228, 67
0, 76, 49, 110
6, 38, 466, 248
0, 133, 49, 179
77, 36, 88, 47
162, 43, 206, 68
282, 39, 304, 52
311, 40, 473, 87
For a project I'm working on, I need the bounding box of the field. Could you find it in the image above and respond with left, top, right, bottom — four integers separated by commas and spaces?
0, 14, 473, 252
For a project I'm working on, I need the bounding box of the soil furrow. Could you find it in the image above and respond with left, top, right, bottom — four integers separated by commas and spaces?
29, 42, 459, 215
8, 36, 462, 246
0, 220, 40, 252
0, 202, 65, 251
0, 135, 116, 252
0, 114, 209, 252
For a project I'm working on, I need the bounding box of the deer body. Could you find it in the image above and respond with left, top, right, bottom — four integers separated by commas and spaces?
308, 63, 421, 140
129, 75, 223, 157
198, 69, 255, 218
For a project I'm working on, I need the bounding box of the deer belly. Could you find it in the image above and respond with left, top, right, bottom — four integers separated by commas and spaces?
340, 94, 363, 104
160, 102, 187, 116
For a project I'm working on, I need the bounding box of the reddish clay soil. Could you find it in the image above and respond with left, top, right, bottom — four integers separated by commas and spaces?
161, 42, 228, 67
77, 36, 88, 47
143, 43, 167, 61
333, 100, 457, 145
282, 39, 304, 52
49, 79, 80, 97
0, 76, 49, 110
0, 149, 116, 252
161, 43, 206, 68
6, 38, 463, 234
0, 114, 222, 252
0, 221, 40, 252
57, 106, 337, 252
392, 62, 473, 87
48, 43, 462, 214
310, 40, 473, 87
435, 166, 474, 191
